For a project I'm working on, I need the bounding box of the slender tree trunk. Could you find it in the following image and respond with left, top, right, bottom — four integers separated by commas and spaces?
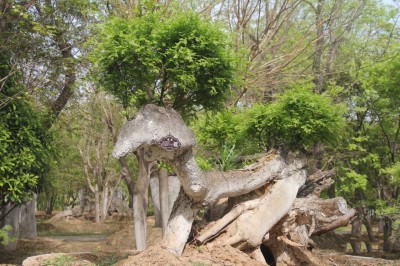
19, 194, 37, 239
94, 184, 100, 224
159, 167, 169, 237
313, 0, 325, 94
350, 217, 362, 254
149, 170, 162, 227
0, 203, 21, 251
119, 157, 135, 208
45, 192, 57, 216
363, 210, 377, 242
383, 217, 392, 252
163, 189, 198, 256
133, 149, 151, 250
101, 181, 109, 222
78, 189, 85, 211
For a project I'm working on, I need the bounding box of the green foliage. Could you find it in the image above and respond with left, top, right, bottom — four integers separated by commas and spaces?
338, 170, 367, 194
0, 225, 15, 246
195, 157, 214, 171
194, 110, 249, 153
91, 12, 236, 118
193, 109, 257, 170
43, 255, 76, 266
246, 87, 346, 151
383, 163, 400, 186
0, 97, 52, 207
0, 55, 53, 208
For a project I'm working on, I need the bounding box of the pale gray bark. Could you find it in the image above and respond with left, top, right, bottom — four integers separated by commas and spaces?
171, 149, 306, 205
111, 104, 355, 261
163, 189, 198, 256
150, 172, 181, 229
101, 180, 109, 222
133, 149, 151, 250
198, 169, 307, 250
1, 204, 21, 250
149, 171, 162, 227
78, 189, 85, 210
19, 194, 37, 239
159, 168, 169, 236
94, 184, 100, 224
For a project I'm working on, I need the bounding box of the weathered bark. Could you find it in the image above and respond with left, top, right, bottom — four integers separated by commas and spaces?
78, 189, 85, 211
45, 191, 57, 216
112, 105, 355, 261
0, 204, 21, 250
118, 157, 135, 208
197, 170, 307, 250
383, 217, 393, 252
351, 217, 362, 254
159, 168, 169, 236
133, 149, 151, 250
149, 171, 162, 227
298, 169, 335, 198
150, 173, 181, 228
101, 179, 109, 222
392, 226, 400, 252
261, 196, 355, 265
94, 184, 100, 224
163, 189, 198, 256
19, 194, 37, 239
171, 149, 306, 204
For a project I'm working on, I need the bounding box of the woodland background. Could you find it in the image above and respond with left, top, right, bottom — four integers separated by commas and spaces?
0, 0, 400, 256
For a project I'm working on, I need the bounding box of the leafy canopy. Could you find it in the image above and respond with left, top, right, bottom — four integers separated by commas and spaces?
246, 86, 346, 152
91, 12, 236, 118
0, 53, 53, 208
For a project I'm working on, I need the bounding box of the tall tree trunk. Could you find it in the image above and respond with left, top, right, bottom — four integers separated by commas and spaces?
363, 209, 377, 243
119, 157, 135, 208
159, 167, 169, 237
163, 189, 198, 256
94, 184, 100, 224
101, 180, 109, 222
78, 189, 85, 211
19, 194, 37, 239
133, 149, 151, 250
149, 170, 162, 228
0, 204, 21, 251
383, 217, 393, 252
45, 191, 57, 216
350, 217, 362, 254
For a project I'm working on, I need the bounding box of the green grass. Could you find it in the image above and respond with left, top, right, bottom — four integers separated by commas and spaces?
43, 255, 79, 266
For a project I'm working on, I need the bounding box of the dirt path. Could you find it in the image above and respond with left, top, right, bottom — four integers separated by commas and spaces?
1, 216, 400, 266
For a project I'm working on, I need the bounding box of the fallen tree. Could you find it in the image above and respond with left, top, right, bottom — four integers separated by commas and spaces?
112, 104, 356, 265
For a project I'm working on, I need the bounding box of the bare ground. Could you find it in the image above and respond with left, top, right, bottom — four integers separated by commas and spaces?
1, 215, 400, 266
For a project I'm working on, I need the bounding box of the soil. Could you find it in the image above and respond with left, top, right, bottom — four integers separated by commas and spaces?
1, 215, 400, 266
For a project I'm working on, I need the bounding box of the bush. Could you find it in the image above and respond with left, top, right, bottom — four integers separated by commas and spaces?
246, 87, 346, 152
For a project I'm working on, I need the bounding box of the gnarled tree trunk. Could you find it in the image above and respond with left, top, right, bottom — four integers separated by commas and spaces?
112, 104, 356, 263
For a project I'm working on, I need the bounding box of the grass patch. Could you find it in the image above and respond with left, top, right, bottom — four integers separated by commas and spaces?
43, 255, 79, 266
95, 253, 129, 266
